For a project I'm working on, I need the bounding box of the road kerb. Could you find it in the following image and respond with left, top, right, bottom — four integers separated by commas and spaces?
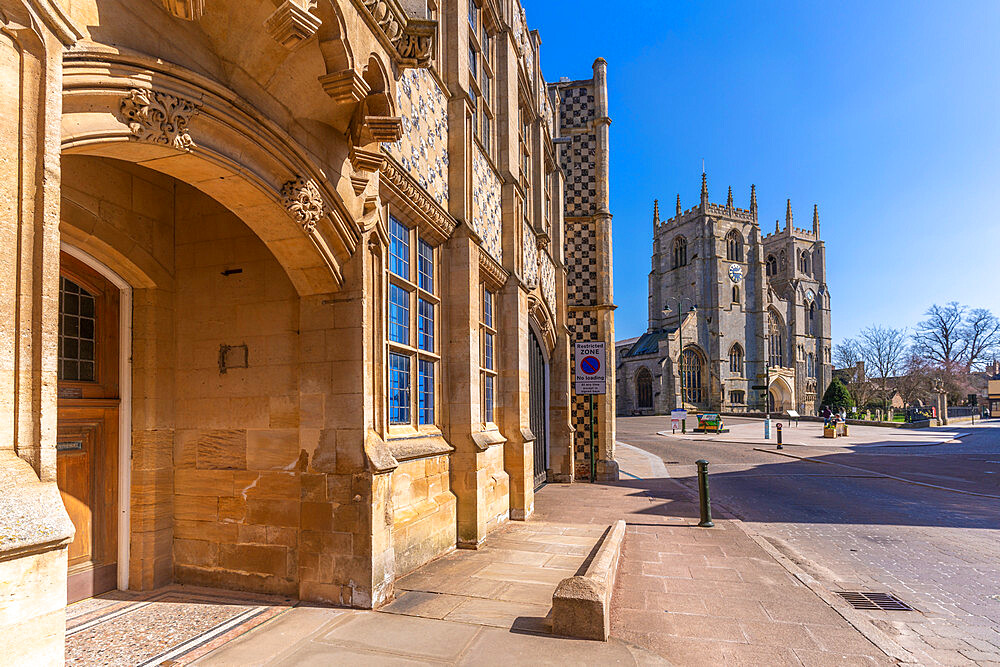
753, 447, 1000, 500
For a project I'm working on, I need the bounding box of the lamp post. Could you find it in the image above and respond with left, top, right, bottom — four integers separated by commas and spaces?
663, 299, 697, 410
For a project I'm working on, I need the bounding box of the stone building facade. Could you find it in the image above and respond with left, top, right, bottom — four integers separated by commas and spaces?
0, 0, 615, 662
616, 176, 832, 417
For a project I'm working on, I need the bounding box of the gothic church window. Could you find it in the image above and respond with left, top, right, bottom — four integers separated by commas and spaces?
729, 344, 744, 376
808, 301, 817, 335
765, 255, 777, 276
807, 352, 816, 378
681, 348, 704, 404
726, 230, 743, 262
636, 368, 653, 409
673, 236, 687, 268
730, 390, 745, 405
768, 310, 784, 368
799, 250, 810, 274
732, 285, 740, 304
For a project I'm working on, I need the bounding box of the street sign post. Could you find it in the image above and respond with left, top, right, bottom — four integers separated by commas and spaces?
574, 342, 607, 482
574, 341, 606, 395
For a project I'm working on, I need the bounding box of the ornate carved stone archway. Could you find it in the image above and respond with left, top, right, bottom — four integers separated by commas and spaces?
62, 49, 361, 295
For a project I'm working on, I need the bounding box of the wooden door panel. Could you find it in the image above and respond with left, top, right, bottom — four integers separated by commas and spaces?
58, 251, 121, 602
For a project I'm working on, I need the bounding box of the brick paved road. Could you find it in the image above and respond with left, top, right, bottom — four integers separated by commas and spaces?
618, 416, 1000, 666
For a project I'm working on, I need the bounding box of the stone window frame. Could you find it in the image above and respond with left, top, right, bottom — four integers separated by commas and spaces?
673, 236, 688, 269
480, 284, 497, 426
730, 389, 746, 405
726, 230, 744, 262
807, 351, 816, 378
387, 214, 442, 434
728, 343, 744, 377
732, 284, 740, 305
807, 300, 817, 336
765, 254, 777, 276
768, 309, 785, 368
681, 346, 706, 404
468, 0, 495, 158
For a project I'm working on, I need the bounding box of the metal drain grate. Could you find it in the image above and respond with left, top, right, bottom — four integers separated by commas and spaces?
837, 592, 913, 611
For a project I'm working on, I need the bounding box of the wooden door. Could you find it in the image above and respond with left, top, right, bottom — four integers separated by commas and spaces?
529, 330, 548, 489
57, 252, 120, 602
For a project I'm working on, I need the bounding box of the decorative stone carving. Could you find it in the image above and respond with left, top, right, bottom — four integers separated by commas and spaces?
381, 157, 456, 243
281, 177, 326, 232
522, 221, 539, 289
120, 88, 199, 151
397, 18, 435, 69
354, 0, 436, 70
265, 0, 322, 49
158, 0, 206, 20
540, 252, 557, 314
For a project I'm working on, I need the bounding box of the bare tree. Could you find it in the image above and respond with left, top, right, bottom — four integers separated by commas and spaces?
961, 308, 1000, 370
833, 338, 862, 369
912, 302, 966, 366
858, 325, 908, 406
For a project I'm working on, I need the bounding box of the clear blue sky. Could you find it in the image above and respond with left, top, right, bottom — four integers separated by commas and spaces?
524, 0, 1000, 344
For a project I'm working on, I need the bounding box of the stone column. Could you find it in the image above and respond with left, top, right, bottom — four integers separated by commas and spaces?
499, 280, 532, 520
443, 230, 508, 548
591, 58, 618, 481
0, 3, 81, 664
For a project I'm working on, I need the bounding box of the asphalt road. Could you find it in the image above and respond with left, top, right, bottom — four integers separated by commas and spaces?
616, 415, 1000, 666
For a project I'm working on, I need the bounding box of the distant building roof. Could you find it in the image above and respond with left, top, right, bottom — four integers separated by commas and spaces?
615, 336, 640, 348
622, 328, 676, 358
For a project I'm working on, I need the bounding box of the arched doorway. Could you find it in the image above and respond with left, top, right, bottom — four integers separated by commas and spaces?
528, 328, 548, 489
768, 377, 793, 414
636, 368, 653, 410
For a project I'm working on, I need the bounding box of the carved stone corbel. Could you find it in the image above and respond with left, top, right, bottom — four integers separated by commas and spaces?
265, 0, 322, 49
319, 69, 370, 104
349, 145, 384, 174
281, 177, 326, 232
158, 0, 206, 20
363, 115, 402, 143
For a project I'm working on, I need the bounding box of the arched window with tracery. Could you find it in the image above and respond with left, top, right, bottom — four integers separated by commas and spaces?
765, 255, 777, 276
768, 310, 784, 368
673, 236, 688, 268
729, 343, 744, 376
807, 352, 816, 378
726, 230, 743, 262
681, 348, 704, 404
799, 250, 809, 274
808, 301, 817, 335
636, 368, 653, 409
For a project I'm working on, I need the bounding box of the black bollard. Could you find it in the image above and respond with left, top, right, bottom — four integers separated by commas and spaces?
776, 422, 783, 450
696, 459, 714, 527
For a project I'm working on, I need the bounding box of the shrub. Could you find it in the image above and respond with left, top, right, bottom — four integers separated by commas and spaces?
822, 378, 855, 411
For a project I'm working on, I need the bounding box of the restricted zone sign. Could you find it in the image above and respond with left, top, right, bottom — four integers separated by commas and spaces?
574, 341, 606, 395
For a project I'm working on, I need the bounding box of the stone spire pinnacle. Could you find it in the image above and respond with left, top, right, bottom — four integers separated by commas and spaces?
700, 172, 708, 209
750, 184, 758, 218
812, 203, 820, 237
726, 186, 733, 209
785, 198, 793, 229
676, 194, 682, 216
653, 199, 659, 226
775, 220, 780, 234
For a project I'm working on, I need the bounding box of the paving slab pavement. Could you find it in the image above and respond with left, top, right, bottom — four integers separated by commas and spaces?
196, 443, 899, 666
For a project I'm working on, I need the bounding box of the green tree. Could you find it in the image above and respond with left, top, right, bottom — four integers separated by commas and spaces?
821, 378, 855, 410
